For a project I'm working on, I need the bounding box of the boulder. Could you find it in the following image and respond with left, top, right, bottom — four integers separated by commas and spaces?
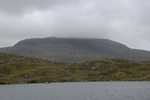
0, 61, 4, 64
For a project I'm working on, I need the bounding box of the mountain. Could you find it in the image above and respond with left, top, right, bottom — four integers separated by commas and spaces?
0, 52, 150, 84
0, 37, 150, 61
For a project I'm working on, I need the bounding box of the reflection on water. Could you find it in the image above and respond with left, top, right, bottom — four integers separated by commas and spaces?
0, 82, 150, 100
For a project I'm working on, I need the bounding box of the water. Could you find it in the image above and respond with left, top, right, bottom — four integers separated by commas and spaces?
0, 82, 150, 100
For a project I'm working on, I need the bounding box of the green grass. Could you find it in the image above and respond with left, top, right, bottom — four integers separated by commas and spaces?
0, 53, 150, 84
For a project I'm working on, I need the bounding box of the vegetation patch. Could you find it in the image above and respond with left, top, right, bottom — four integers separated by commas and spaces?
0, 53, 150, 84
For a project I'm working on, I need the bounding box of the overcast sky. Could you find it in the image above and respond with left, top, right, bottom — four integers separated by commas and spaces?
0, 0, 150, 50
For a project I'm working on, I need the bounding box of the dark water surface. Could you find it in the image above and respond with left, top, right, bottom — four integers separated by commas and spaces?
0, 82, 150, 100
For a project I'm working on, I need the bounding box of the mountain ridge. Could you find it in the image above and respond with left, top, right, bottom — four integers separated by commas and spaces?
0, 37, 150, 61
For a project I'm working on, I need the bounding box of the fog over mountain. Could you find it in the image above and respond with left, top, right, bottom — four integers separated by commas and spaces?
0, 0, 150, 50
1, 37, 150, 61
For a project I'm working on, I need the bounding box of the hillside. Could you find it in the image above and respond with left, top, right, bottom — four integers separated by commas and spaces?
0, 37, 150, 61
0, 53, 150, 84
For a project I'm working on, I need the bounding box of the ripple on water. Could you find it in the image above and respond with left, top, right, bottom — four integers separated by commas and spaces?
0, 82, 150, 100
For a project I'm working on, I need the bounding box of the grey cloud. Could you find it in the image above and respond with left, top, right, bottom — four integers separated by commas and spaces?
0, 0, 150, 50
0, 0, 81, 15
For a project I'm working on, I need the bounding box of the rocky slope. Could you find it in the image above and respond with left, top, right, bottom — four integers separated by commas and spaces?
0, 53, 150, 84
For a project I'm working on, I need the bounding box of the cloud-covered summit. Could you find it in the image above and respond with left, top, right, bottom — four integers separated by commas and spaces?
0, 0, 150, 50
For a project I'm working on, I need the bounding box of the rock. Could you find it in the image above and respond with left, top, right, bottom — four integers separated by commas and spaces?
0, 61, 4, 64
91, 63, 101, 70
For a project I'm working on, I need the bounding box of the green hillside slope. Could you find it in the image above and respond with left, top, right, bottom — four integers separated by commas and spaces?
0, 53, 150, 84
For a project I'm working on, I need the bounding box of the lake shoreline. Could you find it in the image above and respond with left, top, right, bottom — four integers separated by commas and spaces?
0, 80, 149, 85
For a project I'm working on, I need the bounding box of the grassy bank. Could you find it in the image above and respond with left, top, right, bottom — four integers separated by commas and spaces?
0, 53, 150, 84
